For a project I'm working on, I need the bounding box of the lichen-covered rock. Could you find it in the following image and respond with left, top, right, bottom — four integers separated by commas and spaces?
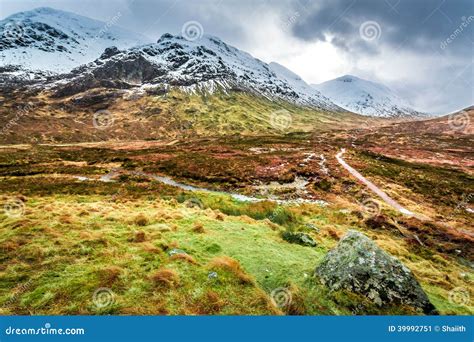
315, 230, 437, 314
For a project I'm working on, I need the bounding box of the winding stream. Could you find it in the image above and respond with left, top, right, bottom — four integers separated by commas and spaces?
76, 169, 329, 206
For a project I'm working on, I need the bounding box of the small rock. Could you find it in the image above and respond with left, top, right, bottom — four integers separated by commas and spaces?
208, 271, 218, 279
282, 231, 317, 247
305, 223, 320, 232
156, 224, 172, 232
168, 248, 187, 257
315, 230, 437, 314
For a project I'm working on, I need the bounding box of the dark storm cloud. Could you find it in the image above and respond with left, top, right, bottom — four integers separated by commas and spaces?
291, 0, 473, 54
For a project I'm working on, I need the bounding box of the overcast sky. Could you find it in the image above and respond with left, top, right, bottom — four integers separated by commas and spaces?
1, 0, 473, 114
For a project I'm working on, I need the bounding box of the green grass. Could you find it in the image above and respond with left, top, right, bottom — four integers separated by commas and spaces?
1, 187, 472, 315
0, 141, 472, 316
357, 150, 474, 208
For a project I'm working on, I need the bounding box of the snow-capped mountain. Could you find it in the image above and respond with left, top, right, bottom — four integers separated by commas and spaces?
51, 33, 339, 110
313, 75, 425, 117
0, 7, 150, 73
0, 8, 339, 110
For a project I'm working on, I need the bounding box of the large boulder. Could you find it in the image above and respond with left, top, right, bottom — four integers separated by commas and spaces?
315, 230, 437, 314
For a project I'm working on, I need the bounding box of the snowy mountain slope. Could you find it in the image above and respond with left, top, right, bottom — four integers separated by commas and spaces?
313, 75, 425, 117
52, 33, 340, 110
0, 7, 150, 73
268, 62, 328, 105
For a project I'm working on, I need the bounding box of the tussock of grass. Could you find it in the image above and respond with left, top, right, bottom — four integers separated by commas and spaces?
170, 253, 197, 264
208, 256, 254, 285
150, 269, 180, 288
192, 222, 206, 233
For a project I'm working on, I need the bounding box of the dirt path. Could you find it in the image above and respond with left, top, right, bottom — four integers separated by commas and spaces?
336, 148, 414, 216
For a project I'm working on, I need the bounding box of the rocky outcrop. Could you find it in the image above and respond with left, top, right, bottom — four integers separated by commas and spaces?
315, 230, 437, 314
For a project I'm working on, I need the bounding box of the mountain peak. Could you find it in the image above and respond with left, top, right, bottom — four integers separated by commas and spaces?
0, 7, 151, 73
335, 75, 362, 83
5, 6, 86, 21
314, 75, 425, 118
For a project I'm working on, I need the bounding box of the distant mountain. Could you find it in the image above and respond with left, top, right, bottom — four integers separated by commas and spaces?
0, 7, 150, 73
47, 33, 339, 110
313, 75, 426, 118
376, 106, 473, 135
